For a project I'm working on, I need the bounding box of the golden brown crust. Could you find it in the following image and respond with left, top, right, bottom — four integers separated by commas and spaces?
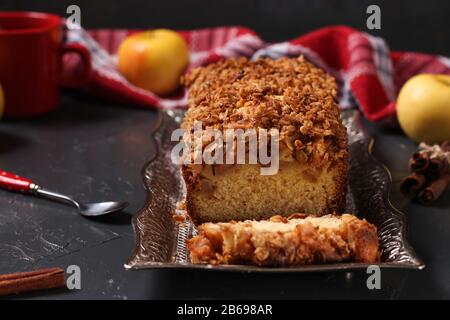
187, 214, 379, 266
181, 56, 349, 224
182, 166, 201, 225
329, 155, 348, 214
181, 55, 348, 169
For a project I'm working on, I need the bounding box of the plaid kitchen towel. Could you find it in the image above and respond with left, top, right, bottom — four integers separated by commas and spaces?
65, 25, 450, 123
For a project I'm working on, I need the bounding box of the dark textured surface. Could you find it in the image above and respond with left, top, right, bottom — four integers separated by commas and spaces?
0, 94, 449, 299
1, 0, 450, 56
0, 0, 449, 300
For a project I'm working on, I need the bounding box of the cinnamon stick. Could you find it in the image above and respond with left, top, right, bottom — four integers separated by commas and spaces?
400, 172, 427, 197
409, 151, 430, 172
0, 267, 65, 297
427, 156, 449, 179
402, 141, 450, 204
418, 174, 450, 205
441, 140, 450, 152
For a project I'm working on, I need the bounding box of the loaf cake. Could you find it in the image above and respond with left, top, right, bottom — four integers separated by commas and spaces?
187, 214, 379, 266
181, 56, 348, 224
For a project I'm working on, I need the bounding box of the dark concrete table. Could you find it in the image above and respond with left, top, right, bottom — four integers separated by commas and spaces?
0, 94, 449, 300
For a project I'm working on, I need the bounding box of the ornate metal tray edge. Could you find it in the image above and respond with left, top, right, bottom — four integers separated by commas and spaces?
125, 109, 425, 272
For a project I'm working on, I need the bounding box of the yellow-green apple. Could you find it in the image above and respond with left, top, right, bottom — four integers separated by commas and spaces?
118, 29, 189, 96
397, 74, 450, 143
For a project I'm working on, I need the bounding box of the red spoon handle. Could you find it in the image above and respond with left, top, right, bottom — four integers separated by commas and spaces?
0, 170, 34, 192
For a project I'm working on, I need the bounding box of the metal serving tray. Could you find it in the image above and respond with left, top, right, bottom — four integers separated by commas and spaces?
125, 109, 425, 272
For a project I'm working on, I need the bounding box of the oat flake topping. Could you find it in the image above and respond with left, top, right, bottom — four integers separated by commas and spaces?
181, 56, 348, 167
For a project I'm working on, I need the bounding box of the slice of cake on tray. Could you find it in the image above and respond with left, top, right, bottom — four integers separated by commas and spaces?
180, 56, 348, 224
187, 214, 379, 266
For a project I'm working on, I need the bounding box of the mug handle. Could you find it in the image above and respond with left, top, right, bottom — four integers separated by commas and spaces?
60, 43, 92, 87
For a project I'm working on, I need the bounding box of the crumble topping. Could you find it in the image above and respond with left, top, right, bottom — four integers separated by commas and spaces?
181, 56, 348, 168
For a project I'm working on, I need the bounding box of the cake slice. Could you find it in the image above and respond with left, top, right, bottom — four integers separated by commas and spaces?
181, 56, 348, 224
187, 214, 379, 266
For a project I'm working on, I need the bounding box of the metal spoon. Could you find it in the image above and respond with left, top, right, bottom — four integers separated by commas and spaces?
0, 169, 128, 216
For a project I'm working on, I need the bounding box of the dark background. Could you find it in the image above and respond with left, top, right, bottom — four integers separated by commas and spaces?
1, 0, 450, 55
1, 0, 450, 300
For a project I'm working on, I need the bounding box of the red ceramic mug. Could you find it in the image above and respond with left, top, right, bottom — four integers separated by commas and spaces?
0, 12, 91, 118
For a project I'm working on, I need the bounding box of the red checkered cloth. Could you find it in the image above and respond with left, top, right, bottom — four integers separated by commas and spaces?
65, 25, 450, 123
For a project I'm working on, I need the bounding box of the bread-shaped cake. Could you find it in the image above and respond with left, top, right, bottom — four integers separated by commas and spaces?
181, 56, 348, 224
187, 214, 379, 266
